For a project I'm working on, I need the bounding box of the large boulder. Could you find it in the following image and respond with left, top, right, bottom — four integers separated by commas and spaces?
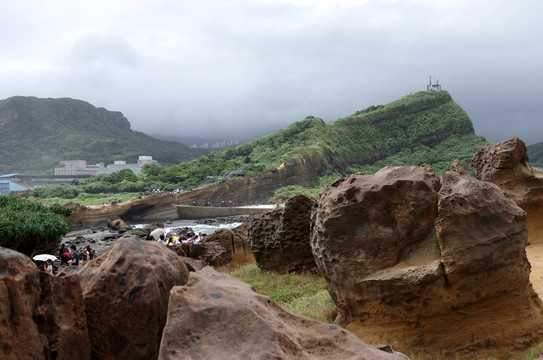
472, 136, 543, 242
158, 267, 408, 360
106, 216, 131, 231
181, 240, 232, 267
311, 164, 543, 356
0, 247, 91, 360
78, 238, 190, 360
249, 194, 316, 273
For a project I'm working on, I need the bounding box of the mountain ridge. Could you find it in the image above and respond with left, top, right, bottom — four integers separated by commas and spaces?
0, 96, 208, 174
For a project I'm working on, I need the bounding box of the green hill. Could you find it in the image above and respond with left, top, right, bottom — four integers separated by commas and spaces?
528, 142, 543, 169
145, 90, 489, 187
0, 96, 207, 174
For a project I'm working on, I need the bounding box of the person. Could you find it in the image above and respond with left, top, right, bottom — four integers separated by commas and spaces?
44, 259, 53, 274
68, 245, 79, 266
59, 244, 69, 266
157, 234, 166, 244
85, 245, 95, 260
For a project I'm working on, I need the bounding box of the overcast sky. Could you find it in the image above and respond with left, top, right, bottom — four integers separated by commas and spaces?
1, 0, 542, 145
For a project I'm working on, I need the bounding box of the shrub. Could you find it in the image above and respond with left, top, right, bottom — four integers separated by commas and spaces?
0, 197, 71, 256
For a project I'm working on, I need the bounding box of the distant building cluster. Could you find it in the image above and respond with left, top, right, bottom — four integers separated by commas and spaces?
54, 156, 158, 176
190, 139, 240, 149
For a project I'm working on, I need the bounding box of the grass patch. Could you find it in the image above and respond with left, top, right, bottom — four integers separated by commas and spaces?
26, 193, 141, 206
222, 262, 337, 323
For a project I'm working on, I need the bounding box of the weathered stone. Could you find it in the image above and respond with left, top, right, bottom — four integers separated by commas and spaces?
67, 193, 180, 226
106, 216, 130, 231
472, 136, 543, 243
78, 238, 189, 360
183, 241, 232, 267
311, 164, 543, 355
249, 194, 316, 273
124, 228, 149, 238
0, 247, 91, 360
158, 267, 408, 360
143, 222, 165, 232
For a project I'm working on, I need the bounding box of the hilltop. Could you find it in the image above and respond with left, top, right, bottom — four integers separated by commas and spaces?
0, 96, 207, 174
146, 91, 489, 191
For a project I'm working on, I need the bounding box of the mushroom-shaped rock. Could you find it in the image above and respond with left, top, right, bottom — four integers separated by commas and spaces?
311, 164, 543, 356
311, 165, 441, 318
78, 238, 189, 360
158, 267, 408, 360
0, 246, 90, 360
249, 194, 316, 273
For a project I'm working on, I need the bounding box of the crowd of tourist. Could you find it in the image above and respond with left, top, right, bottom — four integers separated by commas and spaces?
146, 231, 205, 246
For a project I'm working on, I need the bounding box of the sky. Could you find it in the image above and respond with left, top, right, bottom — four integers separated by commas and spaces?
1, 0, 542, 145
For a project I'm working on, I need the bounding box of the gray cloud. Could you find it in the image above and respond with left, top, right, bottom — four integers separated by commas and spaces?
0, 0, 542, 145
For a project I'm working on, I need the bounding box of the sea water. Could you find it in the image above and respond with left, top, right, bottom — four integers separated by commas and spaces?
134, 219, 244, 236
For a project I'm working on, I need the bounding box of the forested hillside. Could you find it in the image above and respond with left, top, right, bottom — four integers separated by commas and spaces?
141, 91, 489, 186
0, 96, 207, 173
528, 143, 543, 169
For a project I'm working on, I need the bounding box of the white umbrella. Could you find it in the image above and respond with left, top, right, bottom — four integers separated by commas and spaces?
32, 254, 58, 261
150, 228, 165, 238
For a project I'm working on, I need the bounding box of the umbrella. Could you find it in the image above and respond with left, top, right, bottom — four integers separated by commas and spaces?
150, 228, 165, 238
32, 254, 58, 261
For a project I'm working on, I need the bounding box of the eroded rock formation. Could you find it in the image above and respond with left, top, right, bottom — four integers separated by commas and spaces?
158, 267, 408, 360
311, 164, 543, 356
249, 194, 316, 273
66, 193, 180, 226
472, 136, 543, 242
0, 247, 91, 360
77, 239, 190, 360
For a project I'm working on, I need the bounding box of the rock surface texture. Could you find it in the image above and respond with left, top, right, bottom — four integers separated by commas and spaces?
249, 194, 316, 273
311, 164, 543, 356
0, 247, 91, 360
472, 136, 543, 243
158, 267, 408, 360
77, 239, 190, 360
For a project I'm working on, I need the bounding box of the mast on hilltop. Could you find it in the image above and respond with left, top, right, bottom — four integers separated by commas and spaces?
427, 75, 441, 91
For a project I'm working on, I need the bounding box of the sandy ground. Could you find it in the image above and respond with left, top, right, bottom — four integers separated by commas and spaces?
527, 241, 543, 297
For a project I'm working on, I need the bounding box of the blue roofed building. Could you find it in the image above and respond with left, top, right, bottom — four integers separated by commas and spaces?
0, 174, 31, 195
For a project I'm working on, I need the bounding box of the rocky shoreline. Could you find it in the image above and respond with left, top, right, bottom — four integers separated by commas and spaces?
59, 216, 254, 260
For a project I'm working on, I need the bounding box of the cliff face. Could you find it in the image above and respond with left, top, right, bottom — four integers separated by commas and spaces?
176, 158, 328, 204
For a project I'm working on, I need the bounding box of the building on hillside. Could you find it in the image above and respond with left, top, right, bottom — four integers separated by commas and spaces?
97, 156, 158, 175
55, 160, 105, 176
54, 156, 158, 176
427, 76, 441, 91
0, 174, 31, 195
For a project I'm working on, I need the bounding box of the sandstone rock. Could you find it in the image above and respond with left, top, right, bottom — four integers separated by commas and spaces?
67, 193, 180, 227
311, 164, 543, 356
143, 222, 165, 232
158, 267, 408, 360
78, 238, 190, 360
182, 241, 232, 267
230, 221, 255, 264
249, 194, 316, 273
124, 228, 149, 238
106, 216, 130, 231
472, 136, 543, 243
0, 246, 91, 360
